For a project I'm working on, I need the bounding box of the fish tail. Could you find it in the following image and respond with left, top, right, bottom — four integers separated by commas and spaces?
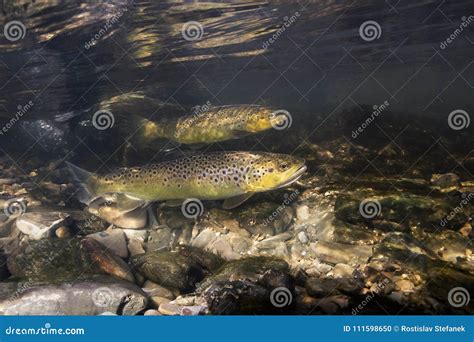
65, 162, 98, 204
114, 112, 174, 142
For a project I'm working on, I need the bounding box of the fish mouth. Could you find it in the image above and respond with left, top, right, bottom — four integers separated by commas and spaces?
276, 165, 307, 189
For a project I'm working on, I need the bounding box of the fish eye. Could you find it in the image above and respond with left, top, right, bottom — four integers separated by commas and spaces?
279, 162, 289, 170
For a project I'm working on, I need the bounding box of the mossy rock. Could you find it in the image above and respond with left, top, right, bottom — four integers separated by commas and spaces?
131, 245, 223, 293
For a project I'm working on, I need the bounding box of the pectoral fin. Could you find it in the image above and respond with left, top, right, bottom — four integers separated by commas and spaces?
222, 193, 253, 210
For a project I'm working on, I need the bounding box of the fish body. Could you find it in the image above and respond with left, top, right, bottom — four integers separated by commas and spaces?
67, 152, 306, 203
120, 104, 280, 146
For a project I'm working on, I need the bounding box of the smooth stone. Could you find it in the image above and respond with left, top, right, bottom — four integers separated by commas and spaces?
158, 303, 181, 316
150, 296, 171, 308
181, 305, 207, 316
16, 212, 71, 240
296, 205, 309, 220
146, 227, 174, 251
395, 279, 415, 292
55, 226, 73, 238
208, 237, 240, 260
330, 263, 354, 278
310, 241, 372, 265
88, 229, 128, 258
0, 178, 17, 185
144, 309, 161, 316
128, 238, 145, 257
0, 275, 147, 315
297, 231, 309, 244
430, 173, 460, 188
192, 228, 218, 249
171, 296, 195, 306
122, 228, 148, 242
81, 237, 135, 283
142, 281, 175, 299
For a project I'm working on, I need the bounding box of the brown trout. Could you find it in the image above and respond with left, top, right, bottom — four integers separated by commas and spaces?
120, 104, 283, 146
67, 151, 306, 209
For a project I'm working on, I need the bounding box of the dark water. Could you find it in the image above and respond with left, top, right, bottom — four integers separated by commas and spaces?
0, 1, 473, 315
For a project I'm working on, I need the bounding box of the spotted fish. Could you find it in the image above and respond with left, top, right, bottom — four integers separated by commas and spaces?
67, 151, 306, 209
117, 104, 284, 147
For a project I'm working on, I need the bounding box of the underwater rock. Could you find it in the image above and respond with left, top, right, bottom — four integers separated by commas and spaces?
310, 241, 372, 265
427, 267, 474, 313
334, 193, 468, 229
80, 237, 135, 283
15, 211, 72, 240
305, 277, 364, 297
146, 226, 175, 251
413, 229, 472, 263
234, 202, 295, 237
87, 228, 128, 258
7, 238, 134, 283
131, 246, 223, 293
198, 256, 295, 314
0, 275, 147, 315
430, 173, 460, 190
332, 219, 380, 245
0, 251, 11, 281
142, 281, 176, 300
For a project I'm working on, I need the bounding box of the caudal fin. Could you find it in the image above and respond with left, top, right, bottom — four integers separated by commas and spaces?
65, 162, 97, 204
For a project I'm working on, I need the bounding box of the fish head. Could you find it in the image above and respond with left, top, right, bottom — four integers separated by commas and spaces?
242, 106, 278, 133
246, 153, 306, 191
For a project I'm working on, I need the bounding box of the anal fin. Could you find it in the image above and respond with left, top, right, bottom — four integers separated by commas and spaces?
222, 193, 253, 210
